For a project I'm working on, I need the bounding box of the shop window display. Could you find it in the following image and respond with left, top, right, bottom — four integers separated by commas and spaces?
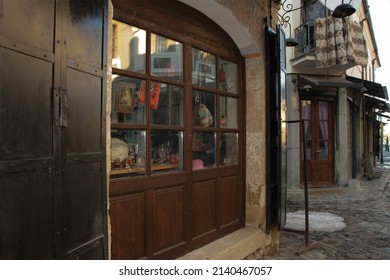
110, 20, 240, 177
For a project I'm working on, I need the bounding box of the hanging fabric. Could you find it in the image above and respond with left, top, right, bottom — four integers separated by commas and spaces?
138, 81, 161, 110
346, 19, 368, 67
315, 16, 343, 68
315, 16, 368, 68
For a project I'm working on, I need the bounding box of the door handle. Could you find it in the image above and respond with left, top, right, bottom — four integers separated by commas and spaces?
54, 87, 68, 127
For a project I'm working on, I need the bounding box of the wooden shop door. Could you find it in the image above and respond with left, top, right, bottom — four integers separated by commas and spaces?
301, 100, 334, 187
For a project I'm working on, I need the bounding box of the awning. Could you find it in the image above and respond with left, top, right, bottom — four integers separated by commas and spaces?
301, 75, 363, 88
346, 75, 387, 100
364, 95, 390, 112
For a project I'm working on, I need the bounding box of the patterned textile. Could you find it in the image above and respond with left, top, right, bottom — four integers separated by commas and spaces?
315, 16, 367, 68
138, 81, 161, 110
346, 19, 368, 67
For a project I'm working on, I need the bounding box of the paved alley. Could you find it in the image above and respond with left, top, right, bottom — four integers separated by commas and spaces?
266, 151, 390, 260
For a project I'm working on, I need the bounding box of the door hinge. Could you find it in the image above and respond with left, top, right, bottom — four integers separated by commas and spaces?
54, 87, 68, 127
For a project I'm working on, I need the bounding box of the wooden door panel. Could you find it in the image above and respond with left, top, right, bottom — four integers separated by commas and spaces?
110, 193, 146, 260
0, 169, 54, 259
0, 35, 54, 259
68, 239, 105, 259
154, 185, 185, 253
219, 175, 239, 227
0, 0, 55, 52
317, 163, 330, 182
63, 161, 105, 252
0, 0, 108, 259
66, 69, 103, 154
64, 0, 104, 69
0, 48, 53, 161
192, 179, 217, 238
61, 0, 107, 259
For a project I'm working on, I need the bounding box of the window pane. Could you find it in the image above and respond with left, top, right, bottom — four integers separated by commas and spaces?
219, 58, 238, 94
150, 83, 183, 126
220, 133, 238, 166
192, 132, 216, 169
302, 140, 311, 160
110, 130, 146, 178
151, 130, 183, 174
318, 140, 329, 160
219, 96, 238, 128
192, 90, 216, 127
151, 34, 183, 81
319, 101, 328, 121
112, 20, 146, 73
192, 48, 216, 88
111, 76, 145, 124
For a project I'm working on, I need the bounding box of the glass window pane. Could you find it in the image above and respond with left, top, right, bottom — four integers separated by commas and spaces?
319, 121, 329, 141
192, 132, 216, 169
219, 133, 238, 166
319, 101, 328, 121
111, 76, 145, 124
112, 20, 146, 73
319, 140, 329, 160
151, 130, 183, 174
192, 48, 216, 88
219, 58, 238, 94
192, 90, 216, 127
150, 83, 183, 126
302, 140, 311, 160
219, 96, 238, 128
151, 34, 183, 81
110, 130, 146, 178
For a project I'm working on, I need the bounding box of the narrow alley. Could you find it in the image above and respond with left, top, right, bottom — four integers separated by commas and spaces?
266, 150, 390, 260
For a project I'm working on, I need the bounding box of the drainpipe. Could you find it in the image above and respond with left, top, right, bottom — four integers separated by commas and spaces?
351, 94, 357, 178
362, 67, 367, 155
380, 121, 384, 164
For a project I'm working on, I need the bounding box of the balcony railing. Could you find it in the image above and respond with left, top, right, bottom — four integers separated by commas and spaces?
294, 20, 316, 57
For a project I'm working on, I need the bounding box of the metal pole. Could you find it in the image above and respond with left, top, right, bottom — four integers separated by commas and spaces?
301, 119, 309, 247
284, 120, 309, 246
381, 122, 384, 164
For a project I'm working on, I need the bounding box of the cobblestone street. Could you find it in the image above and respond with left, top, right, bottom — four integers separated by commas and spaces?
266, 151, 390, 260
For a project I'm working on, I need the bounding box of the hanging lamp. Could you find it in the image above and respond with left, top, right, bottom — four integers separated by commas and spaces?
285, 21, 299, 47
332, 0, 356, 18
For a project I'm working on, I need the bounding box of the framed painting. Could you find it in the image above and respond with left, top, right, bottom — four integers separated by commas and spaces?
114, 82, 136, 113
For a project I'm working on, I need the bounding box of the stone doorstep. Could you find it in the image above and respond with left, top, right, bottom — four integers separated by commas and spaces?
177, 228, 268, 260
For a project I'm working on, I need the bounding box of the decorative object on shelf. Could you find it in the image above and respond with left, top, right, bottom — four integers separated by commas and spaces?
138, 81, 161, 110
192, 159, 204, 170
114, 82, 136, 113
219, 63, 234, 91
193, 103, 213, 127
111, 158, 123, 169
167, 155, 179, 165
220, 115, 227, 126
164, 140, 173, 159
111, 137, 129, 163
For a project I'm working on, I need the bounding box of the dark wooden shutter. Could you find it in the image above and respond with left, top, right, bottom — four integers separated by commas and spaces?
265, 26, 282, 232
0, 0, 108, 259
